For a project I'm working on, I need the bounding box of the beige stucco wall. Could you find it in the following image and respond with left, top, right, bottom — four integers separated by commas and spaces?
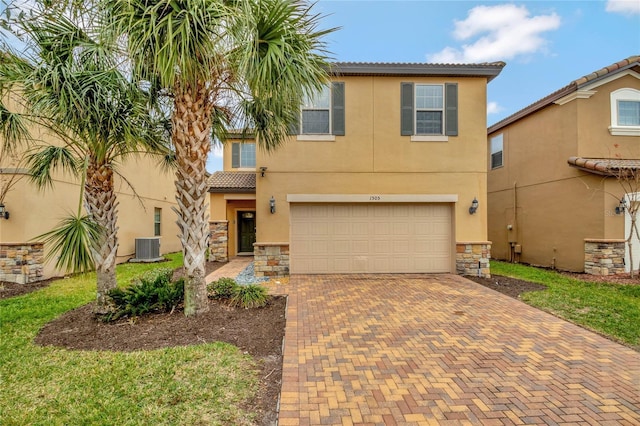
256, 75, 491, 251
488, 75, 638, 271
0, 154, 181, 279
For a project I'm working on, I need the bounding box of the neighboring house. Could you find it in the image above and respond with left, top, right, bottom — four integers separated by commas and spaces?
209, 61, 505, 277
0, 143, 181, 284
487, 55, 640, 275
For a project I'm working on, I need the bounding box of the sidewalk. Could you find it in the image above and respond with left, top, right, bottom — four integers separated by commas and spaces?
204, 257, 253, 283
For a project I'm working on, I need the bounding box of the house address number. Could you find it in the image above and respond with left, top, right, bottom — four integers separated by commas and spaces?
369, 195, 381, 201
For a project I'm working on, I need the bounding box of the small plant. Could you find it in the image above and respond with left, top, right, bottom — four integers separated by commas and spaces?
229, 284, 268, 309
207, 277, 239, 300
105, 268, 184, 321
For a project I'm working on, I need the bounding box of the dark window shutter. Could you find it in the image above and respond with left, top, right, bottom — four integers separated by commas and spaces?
332, 82, 345, 136
401, 82, 414, 135
231, 143, 240, 168
287, 107, 300, 135
445, 83, 458, 136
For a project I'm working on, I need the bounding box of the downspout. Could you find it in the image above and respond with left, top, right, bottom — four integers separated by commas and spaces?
511, 181, 518, 263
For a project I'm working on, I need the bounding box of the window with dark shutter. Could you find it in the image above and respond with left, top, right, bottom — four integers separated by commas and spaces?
401, 82, 414, 136
332, 82, 345, 136
445, 83, 458, 136
231, 142, 240, 168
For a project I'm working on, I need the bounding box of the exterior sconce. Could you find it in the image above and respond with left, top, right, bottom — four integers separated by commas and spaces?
469, 198, 479, 215
269, 196, 276, 214
615, 198, 627, 215
259, 166, 268, 177
0, 203, 9, 220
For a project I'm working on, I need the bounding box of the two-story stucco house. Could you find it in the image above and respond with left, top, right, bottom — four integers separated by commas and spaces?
488, 56, 640, 275
209, 61, 505, 278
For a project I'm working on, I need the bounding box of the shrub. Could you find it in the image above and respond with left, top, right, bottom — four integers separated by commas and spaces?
229, 284, 268, 309
105, 268, 184, 321
207, 277, 239, 300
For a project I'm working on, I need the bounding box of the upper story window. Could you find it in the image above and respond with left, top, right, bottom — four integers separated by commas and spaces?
295, 82, 345, 140
401, 82, 458, 142
490, 134, 503, 169
415, 85, 444, 134
302, 86, 331, 134
231, 142, 256, 169
610, 88, 640, 136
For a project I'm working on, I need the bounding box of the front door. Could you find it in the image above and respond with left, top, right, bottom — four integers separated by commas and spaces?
238, 211, 256, 254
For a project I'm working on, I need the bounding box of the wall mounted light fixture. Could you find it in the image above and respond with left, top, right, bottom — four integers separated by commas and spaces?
260, 166, 268, 177
269, 196, 276, 214
468, 198, 479, 215
615, 198, 627, 215
0, 203, 9, 219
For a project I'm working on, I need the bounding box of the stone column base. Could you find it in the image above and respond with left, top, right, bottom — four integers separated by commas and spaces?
0, 242, 45, 284
584, 239, 625, 276
208, 221, 228, 262
456, 242, 491, 278
254, 242, 289, 277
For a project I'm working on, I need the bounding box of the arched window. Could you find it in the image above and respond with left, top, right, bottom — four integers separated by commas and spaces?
610, 88, 640, 136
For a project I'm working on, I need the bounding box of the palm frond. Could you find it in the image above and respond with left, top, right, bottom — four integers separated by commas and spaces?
35, 212, 102, 273
0, 102, 32, 152
27, 145, 79, 188
102, 0, 231, 89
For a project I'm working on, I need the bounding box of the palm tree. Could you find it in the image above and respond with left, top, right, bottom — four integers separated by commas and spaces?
0, 3, 167, 313
101, 0, 335, 316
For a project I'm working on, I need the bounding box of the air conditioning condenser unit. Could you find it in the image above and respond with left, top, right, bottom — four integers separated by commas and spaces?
131, 237, 163, 262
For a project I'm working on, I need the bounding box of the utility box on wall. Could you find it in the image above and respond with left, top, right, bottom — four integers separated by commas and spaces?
131, 237, 163, 262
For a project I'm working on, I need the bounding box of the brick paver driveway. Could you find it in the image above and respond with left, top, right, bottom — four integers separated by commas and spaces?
276, 274, 640, 425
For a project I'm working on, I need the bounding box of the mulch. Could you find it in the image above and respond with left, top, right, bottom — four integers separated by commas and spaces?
465, 274, 547, 298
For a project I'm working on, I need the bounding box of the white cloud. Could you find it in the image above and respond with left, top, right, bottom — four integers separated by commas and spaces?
428, 4, 561, 63
606, 0, 640, 15
487, 101, 502, 115
212, 145, 224, 158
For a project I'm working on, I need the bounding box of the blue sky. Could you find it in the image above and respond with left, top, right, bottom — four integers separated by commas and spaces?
207, 0, 640, 171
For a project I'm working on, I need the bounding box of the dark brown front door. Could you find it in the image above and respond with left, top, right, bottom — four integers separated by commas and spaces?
238, 211, 256, 253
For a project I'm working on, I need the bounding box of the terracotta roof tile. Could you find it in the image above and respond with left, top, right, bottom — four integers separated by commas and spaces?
567, 157, 640, 176
489, 55, 640, 134
207, 171, 256, 193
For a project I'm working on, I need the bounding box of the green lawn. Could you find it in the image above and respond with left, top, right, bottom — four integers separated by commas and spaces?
492, 260, 640, 350
0, 253, 258, 425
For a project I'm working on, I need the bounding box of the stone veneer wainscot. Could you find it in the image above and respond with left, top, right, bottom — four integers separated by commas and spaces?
253, 242, 289, 277
456, 242, 491, 278
584, 239, 626, 276
0, 242, 45, 284
208, 221, 229, 262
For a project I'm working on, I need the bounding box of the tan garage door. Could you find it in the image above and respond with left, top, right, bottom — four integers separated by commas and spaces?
290, 203, 452, 274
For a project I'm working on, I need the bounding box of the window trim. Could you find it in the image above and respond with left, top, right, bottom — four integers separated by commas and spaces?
154, 208, 161, 237
609, 88, 640, 136
300, 85, 331, 135
231, 142, 256, 169
414, 83, 444, 136
490, 134, 503, 170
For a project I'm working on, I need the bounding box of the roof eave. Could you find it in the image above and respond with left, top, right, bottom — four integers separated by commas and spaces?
208, 188, 256, 194
329, 62, 506, 82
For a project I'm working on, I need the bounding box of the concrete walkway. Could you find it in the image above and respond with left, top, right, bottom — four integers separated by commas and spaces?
277, 274, 640, 425
204, 256, 252, 283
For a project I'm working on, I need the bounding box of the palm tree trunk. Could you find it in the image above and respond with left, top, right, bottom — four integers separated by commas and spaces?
172, 81, 212, 316
85, 160, 119, 314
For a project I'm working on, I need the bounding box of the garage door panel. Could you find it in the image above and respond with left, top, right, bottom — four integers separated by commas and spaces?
290, 203, 452, 274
